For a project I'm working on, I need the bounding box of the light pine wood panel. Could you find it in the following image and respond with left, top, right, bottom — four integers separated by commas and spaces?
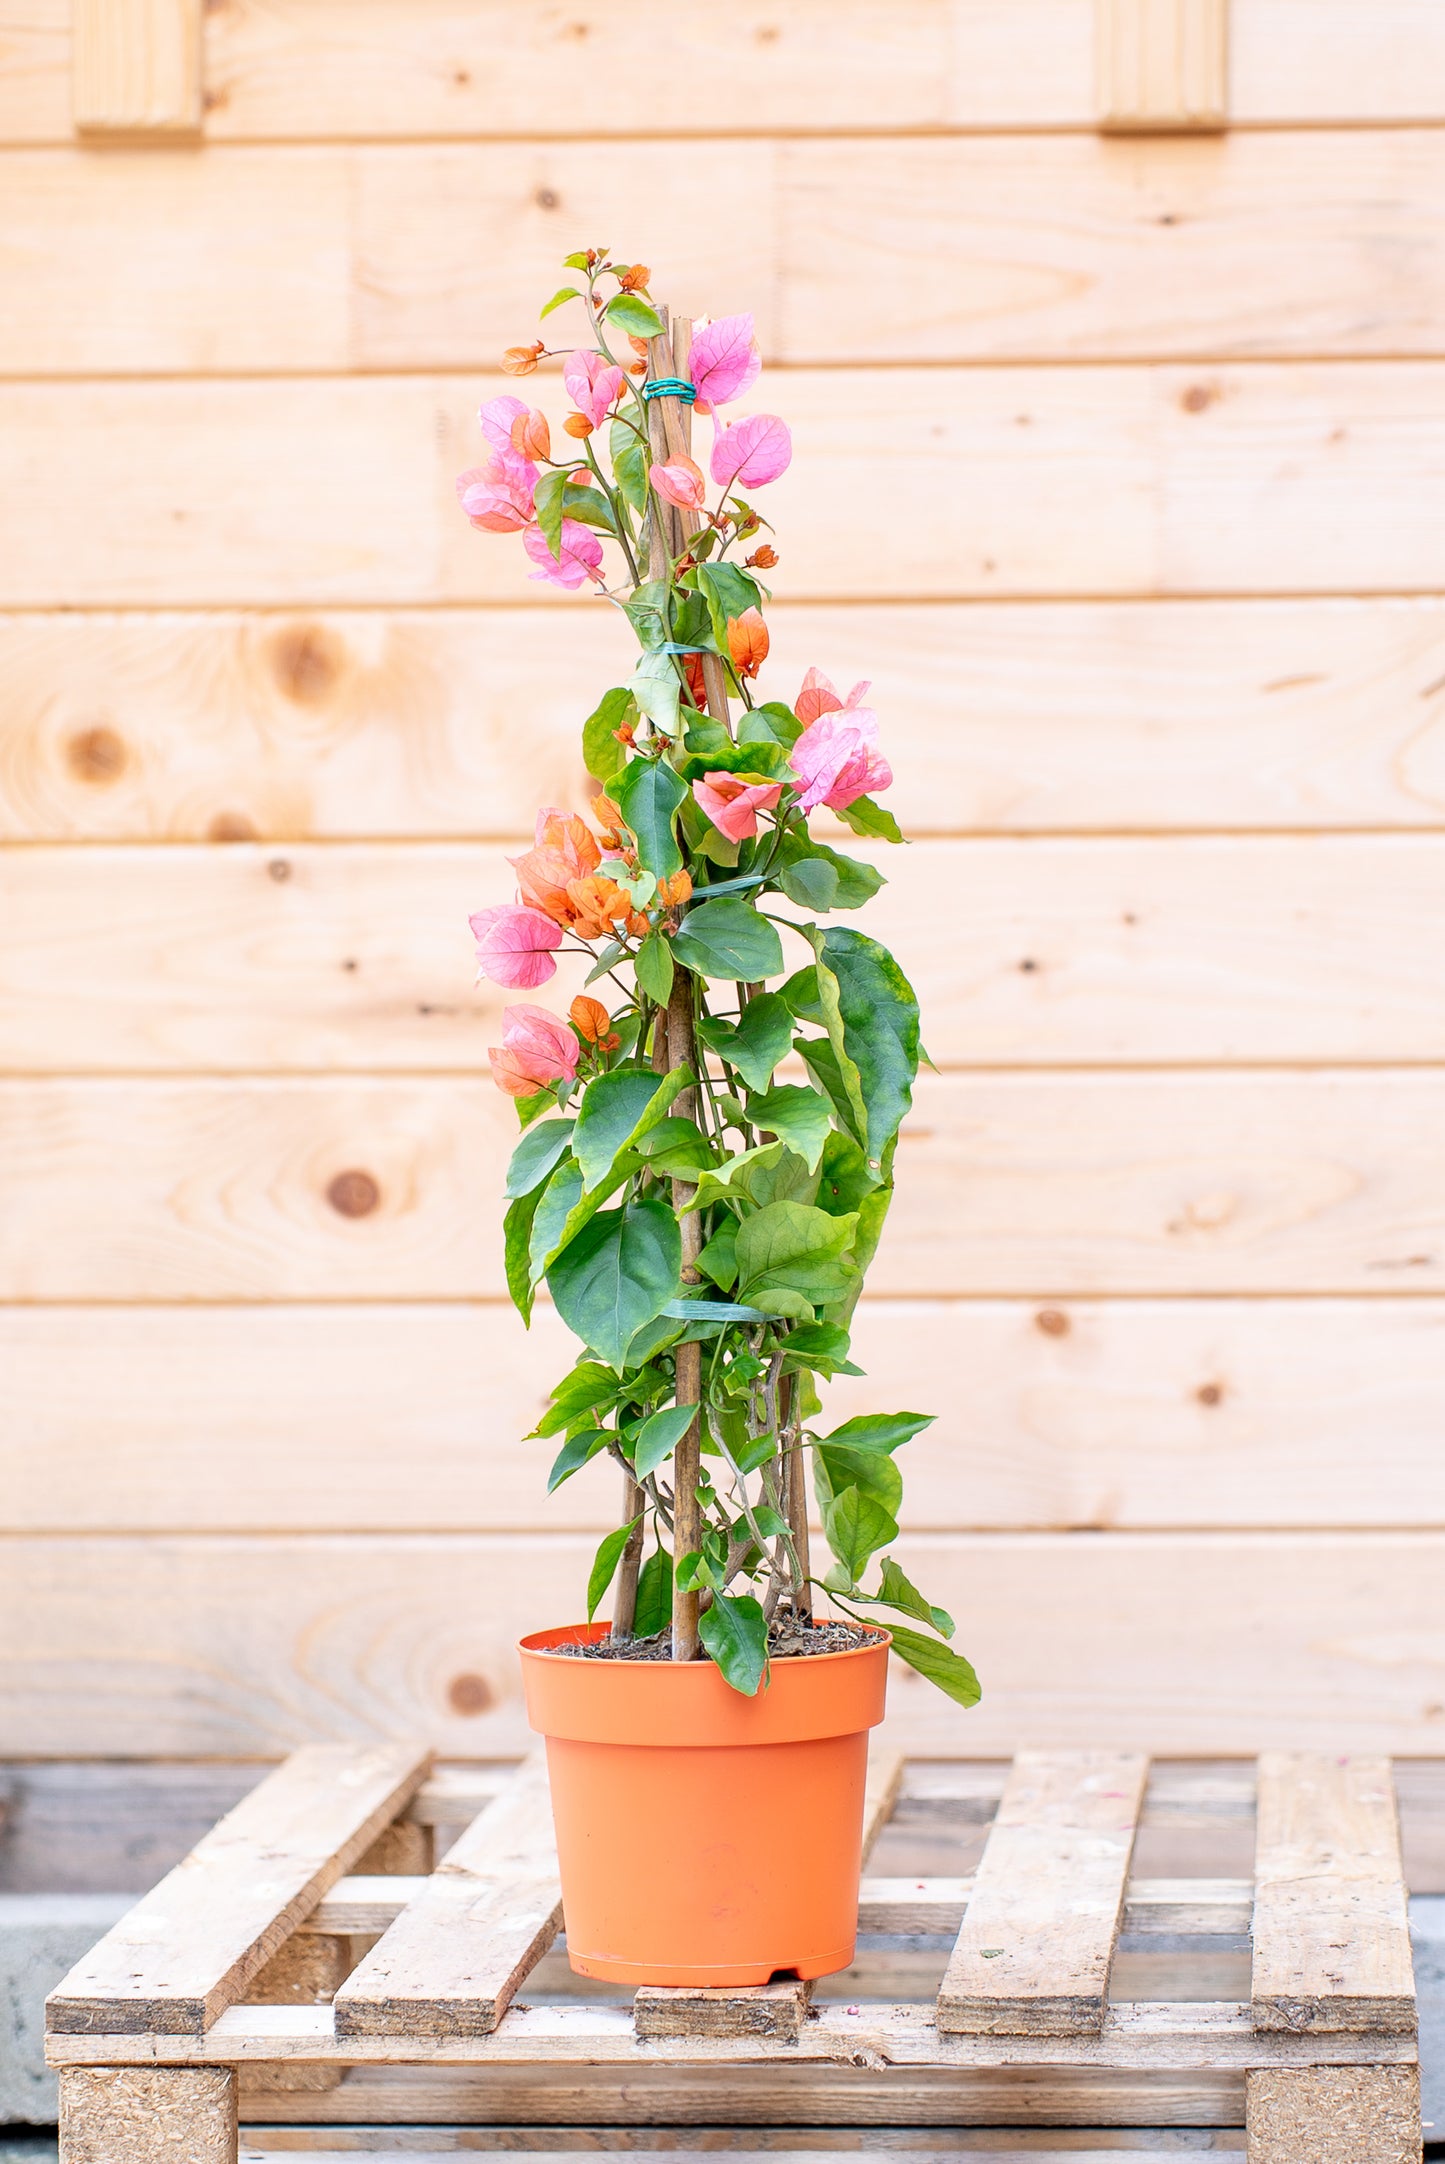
9, 366, 1445, 606
12, 836, 1445, 1070
9, 133, 1445, 373
72, 0, 202, 136
1096, 0, 1228, 133
6, 1530, 1445, 1756
8, 1071, 1445, 1300
8, 601, 1445, 841
0, 0, 67, 140
8, 1297, 1445, 1535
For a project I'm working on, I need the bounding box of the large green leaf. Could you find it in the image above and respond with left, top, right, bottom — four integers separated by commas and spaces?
587, 1515, 643, 1621
814, 1441, 903, 1520
504, 1118, 576, 1200
695, 992, 793, 1092
503, 1186, 545, 1322
834, 791, 904, 844
739, 701, 802, 750
734, 1200, 857, 1300
697, 1590, 769, 1695
884, 1624, 982, 1707
621, 577, 670, 650
745, 1084, 833, 1173
547, 1196, 682, 1368
614, 755, 686, 878
581, 689, 633, 784
606, 293, 664, 339
529, 1160, 584, 1282
818, 928, 921, 1169
697, 1214, 739, 1290
818, 1412, 935, 1455
631, 1402, 696, 1480
629, 653, 683, 742
776, 831, 883, 912
547, 1426, 612, 1493
685, 1141, 810, 1216
634, 930, 674, 1004
530, 1360, 619, 1438
820, 1485, 898, 1584
670, 898, 784, 982
532, 467, 568, 561
574, 1069, 681, 1191
874, 1556, 955, 1639
633, 1546, 673, 1636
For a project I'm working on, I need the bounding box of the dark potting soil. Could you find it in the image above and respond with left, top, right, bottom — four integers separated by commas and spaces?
554, 1619, 875, 1664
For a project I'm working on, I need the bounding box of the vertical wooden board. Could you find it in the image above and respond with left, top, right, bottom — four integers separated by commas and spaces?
59, 2066, 236, 2164
47, 1743, 429, 2034
1251, 1754, 1416, 2034
0, 0, 69, 143
72, 0, 201, 134
937, 1751, 1149, 2034
1098, 0, 1228, 131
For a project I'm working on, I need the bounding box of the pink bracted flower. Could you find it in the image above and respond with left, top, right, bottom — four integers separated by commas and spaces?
479, 394, 534, 453
710, 413, 792, 490
692, 772, 785, 843
456, 446, 537, 533
469, 904, 563, 989
791, 708, 893, 815
650, 454, 708, 512
688, 313, 762, 414
488, 1003, 581, 1099
524, 518, 605, 590
565, 349, 625, 430
796, 667, 873, 726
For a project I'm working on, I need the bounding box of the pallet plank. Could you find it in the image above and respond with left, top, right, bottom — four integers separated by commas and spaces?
332, 1751, 559, 2039
1250, 1753, 1416, 2035
938, 1752, 1151, 2036
45, 1743, 429, 2035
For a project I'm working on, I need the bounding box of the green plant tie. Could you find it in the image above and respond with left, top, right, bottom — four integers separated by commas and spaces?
641, 377, 697, 404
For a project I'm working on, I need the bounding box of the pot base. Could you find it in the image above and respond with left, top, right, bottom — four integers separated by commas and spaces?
567, 1943, 856, 1987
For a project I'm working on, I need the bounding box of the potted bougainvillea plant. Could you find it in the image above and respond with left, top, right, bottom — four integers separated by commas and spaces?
461, 251, 978, 1988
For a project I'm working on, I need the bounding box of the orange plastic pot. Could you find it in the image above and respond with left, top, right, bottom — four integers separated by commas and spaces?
518, 1622, 890, 1986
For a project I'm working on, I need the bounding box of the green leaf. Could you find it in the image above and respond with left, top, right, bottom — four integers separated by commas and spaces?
529, 1160, 584, 1281
835, 792, 905, 844
530, 1360, 619, 1437
587, 1516, 642, 1621
633, 1546, 673, 1636
779, 966, 824, 1025
547, 1426, 612, 1492
540, 284, 581, 319
777, 831, 883, 912
619, 1311, 684, 1370
819, 1411, 935, 1455
630, 652, 682, 741
695, 992, 793, 1092
819, 929, 921, 1168
735, 1200, 857, 1299
746, 1084, 833, 1173
614, 755, 685, 880
777, 852, 837, 911
814, 1440, 903, 1521
820, 1484, 898, 1584
809, 945, 870, 1149
687, 1141, 813, 1217
611, 418, 649, 513
516, 1086, 559, 1130
561, 482, 616, 532
692, 563, 762, 656
876, 1556, 955, 1639
739, 701, 803, 750
573, 1067, 692, 1192
815, 1129, 879, 1217
503, 1186, 544, 1323
635, 930, 675, 1004
884, 1624, 982, 1707
606, 293, 664, 339
631, 1402, 696, 1480
697, 1214, 739, 1290
697, 1591, 769, 1695
581, 689, 633, 784
547, 1196, 682, 1369
670, 898, 784, 982
748, 1287, 816, 1321
780, 1321, 854, 1368
532, 467, 569, 562
504, 1118, 575, 1200
678, 738, 792, 785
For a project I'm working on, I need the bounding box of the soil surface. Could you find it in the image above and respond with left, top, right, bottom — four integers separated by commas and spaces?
555, 1619, 876, 1663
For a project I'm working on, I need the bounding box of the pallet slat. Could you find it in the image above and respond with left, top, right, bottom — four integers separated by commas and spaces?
1250, 1753, 1416, 2035
332, 1752, 559, 2039
45, 1743, 429, 2035
938, 1753, 1150, 2037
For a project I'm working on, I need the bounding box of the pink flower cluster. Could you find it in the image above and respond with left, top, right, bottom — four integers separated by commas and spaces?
790, 670, 893, 813
489, 1004, 579, 1099
456, 388, 607, 592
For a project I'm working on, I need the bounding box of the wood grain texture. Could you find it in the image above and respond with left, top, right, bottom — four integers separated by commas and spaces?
58, 2066, 235, 2163
10, 365, 1445, 606
14, 1296, 1445, 1535
938, 1753, 1149, 2035
1251, 1754, 1416, 2034
72, 0, 201, 135
13, 834, 1445, 1070
332, 1753, 559, 2038
8, 1531, 1445, 1757
1245, 2064, 1422, 2164
8, 600, 1445, 842
1097, 0, 1227, 132
11, 1070, 1445, 1300
46, 1743, 428, 2033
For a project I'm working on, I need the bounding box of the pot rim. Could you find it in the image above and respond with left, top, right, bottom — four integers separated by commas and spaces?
518, 1619, 891, 1667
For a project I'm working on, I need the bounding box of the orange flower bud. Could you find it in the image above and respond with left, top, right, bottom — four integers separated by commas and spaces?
627, 910, 652, 939
726, 607, 770, 680
619, 264, 652, 293
658, 869, 693, 909
627, 335, 651, 361
570, 994, 613, 1044
746, 544, 779, 570
510, 409, 551, 460
683, 652, 707, 709
501, 341, 546, 377
563, 412, 595, 440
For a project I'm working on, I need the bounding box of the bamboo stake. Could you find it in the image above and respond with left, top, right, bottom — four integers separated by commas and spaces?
611, 1476, 644, 1642
667, 972, 703, 1660
781, 1374, 813, 1623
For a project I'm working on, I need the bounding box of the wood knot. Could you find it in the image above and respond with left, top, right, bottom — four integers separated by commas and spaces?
535, 187, 560, 210
267, 620, 344, 706
208, 810, 258, 842
1035, 1307, 1070, 1337
326, 1169, 380, 1219
66, 725, 128, 785
1180, 383, 1219, 414
447, 1672, 494, 1716
267, 857, 292, 882
1195, 1380, 1225, 1407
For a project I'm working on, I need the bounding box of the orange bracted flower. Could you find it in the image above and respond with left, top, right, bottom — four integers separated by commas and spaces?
619, 263, 652, 293
590, 793, 631, 854
627, 909, 651, 938
511, 408, 551, 460
626, 334, 650, 376
727, 607, 769, 680
510, 807, 602, 927
746, 544, 779, 570
501, 341, 546, 377
569, 994, 614, 1045
657, 869, 693, 909
565, 874, 636, 940
563, 412, 595, 440
683, 652, 708, 709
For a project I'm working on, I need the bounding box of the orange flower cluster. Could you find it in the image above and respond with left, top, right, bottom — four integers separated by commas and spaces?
511, 807, 651, 939
569, 994, 620, 1053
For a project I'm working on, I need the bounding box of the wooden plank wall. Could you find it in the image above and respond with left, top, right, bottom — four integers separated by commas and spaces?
4, 0, 1445, 1759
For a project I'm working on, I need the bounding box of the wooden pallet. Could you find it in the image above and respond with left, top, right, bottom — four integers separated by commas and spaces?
44, 1746, 1422, 2164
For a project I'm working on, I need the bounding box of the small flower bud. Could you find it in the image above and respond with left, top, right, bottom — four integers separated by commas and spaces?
619, 264, 652, 293
563, 412, 595, 440
746, 544, 779, 569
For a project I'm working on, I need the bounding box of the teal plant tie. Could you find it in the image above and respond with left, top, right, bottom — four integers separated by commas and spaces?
641, 377, 697, 405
